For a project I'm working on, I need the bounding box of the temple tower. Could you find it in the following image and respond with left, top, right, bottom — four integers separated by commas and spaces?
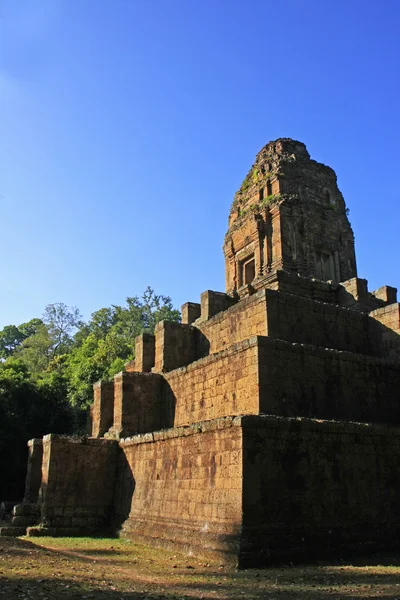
223, 138, 357, 296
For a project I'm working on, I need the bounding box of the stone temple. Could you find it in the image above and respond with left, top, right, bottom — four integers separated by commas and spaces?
3, 138, 400, 566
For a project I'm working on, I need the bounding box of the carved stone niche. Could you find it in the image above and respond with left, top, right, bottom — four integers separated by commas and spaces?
315, 249, 340, 282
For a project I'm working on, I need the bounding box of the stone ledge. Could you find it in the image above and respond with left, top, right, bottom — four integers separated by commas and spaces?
257, 335, 400, 367
42, 434, 119, 445
0, 526, 27, 537
241, 414, 400, 437
26, 526, 108, 538
164, 333, 400, 385
120, 413, 400, 447
120, 416, 241, 446
193, 288, 266, 328
370, 302, 400, 317
164, 337, 259, 379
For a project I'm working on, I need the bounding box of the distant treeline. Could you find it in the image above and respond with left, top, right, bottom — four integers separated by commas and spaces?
0, 287, 180, 499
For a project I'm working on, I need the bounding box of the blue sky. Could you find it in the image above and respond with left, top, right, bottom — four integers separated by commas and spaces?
1, 0, 399, 328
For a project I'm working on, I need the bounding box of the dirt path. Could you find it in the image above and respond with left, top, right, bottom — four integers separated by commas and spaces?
1, 536, 400, 599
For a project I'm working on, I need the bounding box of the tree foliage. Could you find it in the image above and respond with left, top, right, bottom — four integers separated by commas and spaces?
0, 287, 180, 497
0, 287, 180, 426
0, 319, 43, 359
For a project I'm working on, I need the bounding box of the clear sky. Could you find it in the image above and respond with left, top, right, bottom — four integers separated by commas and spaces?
1, 0, 399, 328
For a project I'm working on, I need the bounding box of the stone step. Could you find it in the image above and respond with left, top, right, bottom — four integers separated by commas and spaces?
26, 526, 99, 537
0, 526, 27, 537
0, 501, 21, 520
12, 515, 39, 527
13, 503, 41, 517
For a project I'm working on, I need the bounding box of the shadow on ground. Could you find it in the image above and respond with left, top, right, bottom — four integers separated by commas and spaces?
2, 536, 400, 599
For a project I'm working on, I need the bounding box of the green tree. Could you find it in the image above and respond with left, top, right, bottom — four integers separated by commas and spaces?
42, 303, 82, 357
0, 325, 25, 358
19, 318, 43, 339
0, 319, 43, 359
17, 324, 53, 373
113, 286, 180, 339
0, 358, 74, 499
66, 332, 132, 410
73, 307, 117, 346
17, 304, 82, 373
66, 287, 180, 410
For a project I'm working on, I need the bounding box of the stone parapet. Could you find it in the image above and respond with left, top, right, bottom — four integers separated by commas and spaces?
371, 285, 397, 305
110, 372, 165, 437
24, 439, 43, 504
153, 321, 198, 372
134, 333, 155, 372
92, 381, 114, 437
181, 302, 201, 325
370, 302, 400, 360
200, 290, 236, 321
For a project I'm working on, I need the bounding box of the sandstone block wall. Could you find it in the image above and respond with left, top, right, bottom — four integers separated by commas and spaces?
200, 290, 236, 321
154, 321, 198, 372
23, 439, 43, 504
117, 418, 243, 561
197, 291, 268, 355
268, 270, 338, 303
112, 372, 165, 437
241, 415, 400, 565
135, 333, 156, 372
165, 339, 260, 426
181, 302, 201, 325
92, 381, 114, 437
257, 337, 400, 424
370, 303, 400, 360
372, 285, 397, 304
162, 332, 400, 430
265, 289, 376, 355
40, 435, 118, 531
194, 285, 385, 361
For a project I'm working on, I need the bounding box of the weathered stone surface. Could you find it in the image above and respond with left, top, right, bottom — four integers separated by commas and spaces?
0, 501, 19, 521
38, 436, 118, 531
0, 526, 27, 537
23, 439, 43, 503
11, 515, 38, 527
224, 139, 357, 296
13, 503, 40, 517
181, 302, 201, 325
133, 333, 156, 372
110, 372, 165, 437
240, 415, 400, 565
118, 424, 243, 563
153, 321, 198, 372
92, 381, 114, 437
200, 290, 236, 321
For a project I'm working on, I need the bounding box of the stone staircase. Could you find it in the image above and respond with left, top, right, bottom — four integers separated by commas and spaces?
0, 501, 40, 537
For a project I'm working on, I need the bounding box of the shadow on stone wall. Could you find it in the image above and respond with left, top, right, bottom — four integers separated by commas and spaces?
370, 317, 400, 362
162, 378, 177, 429
196, 328, 211, 360
111, 449, 135, 534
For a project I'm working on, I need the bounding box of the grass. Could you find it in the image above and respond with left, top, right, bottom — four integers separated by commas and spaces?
1, 536, 400, 599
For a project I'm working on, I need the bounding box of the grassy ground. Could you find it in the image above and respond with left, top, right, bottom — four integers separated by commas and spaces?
1, 536, 400, 599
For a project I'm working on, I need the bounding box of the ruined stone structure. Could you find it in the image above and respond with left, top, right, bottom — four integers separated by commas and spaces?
2, 139, 400, 566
